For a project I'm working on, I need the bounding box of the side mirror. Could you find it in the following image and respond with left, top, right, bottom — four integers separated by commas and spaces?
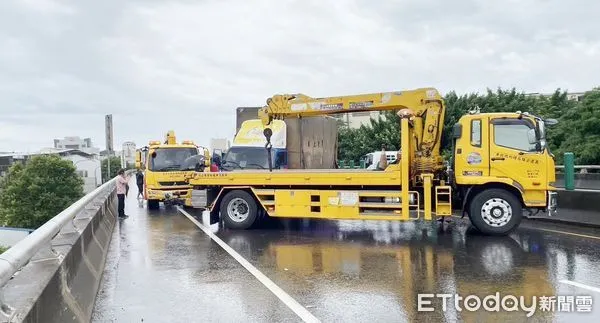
151, 151, 157, 158
452, 123, 462, 139
527, 128, 537, 144
545, 118, 558, 126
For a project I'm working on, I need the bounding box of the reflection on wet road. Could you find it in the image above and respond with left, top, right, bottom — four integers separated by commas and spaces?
92, 179, 600, 322
91, 182, 298, 323
215, 217, 600, 322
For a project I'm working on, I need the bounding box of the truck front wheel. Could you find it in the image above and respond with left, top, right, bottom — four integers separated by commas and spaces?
220, 190, 258, 230
468, 189, 522, 236
147, 199, 160, 210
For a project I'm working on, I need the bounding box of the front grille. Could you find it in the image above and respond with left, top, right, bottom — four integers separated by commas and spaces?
158, 181, 188, 186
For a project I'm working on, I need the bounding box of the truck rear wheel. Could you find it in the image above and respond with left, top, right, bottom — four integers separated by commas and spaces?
220, 190, 258, 230
468, 189, 522, 236
148, 199, 160, 210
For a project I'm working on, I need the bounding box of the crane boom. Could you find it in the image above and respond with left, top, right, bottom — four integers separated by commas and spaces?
258, 87, 446, 159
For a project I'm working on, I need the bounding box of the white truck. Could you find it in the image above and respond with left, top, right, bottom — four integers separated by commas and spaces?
216, 116, 338, 171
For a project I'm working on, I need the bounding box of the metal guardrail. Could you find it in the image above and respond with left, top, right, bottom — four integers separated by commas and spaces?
555, 165, 600, 170
0, 175, 121, 288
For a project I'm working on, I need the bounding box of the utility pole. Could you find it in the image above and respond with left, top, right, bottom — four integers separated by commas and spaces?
105, 114, 114, 183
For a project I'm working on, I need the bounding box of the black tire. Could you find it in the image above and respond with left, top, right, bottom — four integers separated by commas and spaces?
220, 190, 258, 230
468, 189, 522, 236
147, 199, 160, 210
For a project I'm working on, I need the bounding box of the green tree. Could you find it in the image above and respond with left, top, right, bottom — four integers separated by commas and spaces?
101, 156, 122, 183
0, 246, 7, 254
336, 87, 599, 165
337, 111, 401, 162
0, 155, 84, 229
552, 88, 600, 164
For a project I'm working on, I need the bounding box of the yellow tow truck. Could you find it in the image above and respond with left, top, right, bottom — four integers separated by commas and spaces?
136, 130, 210, 209
187, 87, 558, 235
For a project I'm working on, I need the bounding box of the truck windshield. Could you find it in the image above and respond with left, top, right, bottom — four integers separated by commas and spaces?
223, 147, 271, 170
149, 148, 199, 171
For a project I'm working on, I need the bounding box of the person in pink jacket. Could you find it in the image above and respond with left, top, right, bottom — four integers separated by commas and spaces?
116, 169, 129, 218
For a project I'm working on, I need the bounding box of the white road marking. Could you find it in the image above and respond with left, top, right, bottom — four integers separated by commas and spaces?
559, 280, 600, 293
177, 207, 321, 323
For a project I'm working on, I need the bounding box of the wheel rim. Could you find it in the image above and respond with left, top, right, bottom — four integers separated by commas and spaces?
227, 198, 250, 222
480, 198, 512, 227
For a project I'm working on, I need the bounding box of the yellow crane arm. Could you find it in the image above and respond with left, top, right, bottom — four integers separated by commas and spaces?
258, 87, 446, 157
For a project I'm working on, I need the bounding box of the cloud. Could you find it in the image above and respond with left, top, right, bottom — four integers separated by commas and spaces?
0, 0, 598, 152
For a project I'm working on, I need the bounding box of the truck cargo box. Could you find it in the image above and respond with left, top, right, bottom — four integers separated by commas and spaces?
285, 116, 338, 169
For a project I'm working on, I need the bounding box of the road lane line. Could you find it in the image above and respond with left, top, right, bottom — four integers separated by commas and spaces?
448, 214, 600, 240
530, 228, 600, 241
559, 280, 600, 293
177, 207, 321, 323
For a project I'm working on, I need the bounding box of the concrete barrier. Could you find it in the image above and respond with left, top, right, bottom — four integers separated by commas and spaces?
527, 189, 600, 227
555, 173, 600, 190
0, 187, 117, 322
556, 189, 600, 212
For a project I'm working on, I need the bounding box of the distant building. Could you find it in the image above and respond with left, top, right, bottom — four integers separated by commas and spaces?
121, 141, 136, 168
53, 136, 100, 155
55, 150, 101, 193
525, 91, 586, 102
334, 111, 383, 129
0, 149, 101, 194
99, 149, 121, 159
0, 153, 27, 177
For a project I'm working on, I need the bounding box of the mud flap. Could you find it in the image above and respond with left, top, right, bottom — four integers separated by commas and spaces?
209, 209, 220, 225
460, 186, 474, 218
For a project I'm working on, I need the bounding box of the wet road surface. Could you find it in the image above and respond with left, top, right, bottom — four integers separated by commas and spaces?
93, 179, 600, 322
91, 181, 298, 323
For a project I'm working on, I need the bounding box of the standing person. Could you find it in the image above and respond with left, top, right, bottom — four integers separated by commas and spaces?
136, 169, 144, 198
116, 169, 129, 219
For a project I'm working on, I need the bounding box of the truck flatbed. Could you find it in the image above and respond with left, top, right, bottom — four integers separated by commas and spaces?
190, 166, 403, 187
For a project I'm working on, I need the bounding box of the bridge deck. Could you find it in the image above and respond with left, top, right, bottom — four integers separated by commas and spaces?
90, 178, 600, 322
91, 179, 297, 322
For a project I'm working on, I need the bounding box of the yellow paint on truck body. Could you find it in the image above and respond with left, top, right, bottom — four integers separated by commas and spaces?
143, 131, 210, 206
188, 88, 556, 231
455, 113, 556, 207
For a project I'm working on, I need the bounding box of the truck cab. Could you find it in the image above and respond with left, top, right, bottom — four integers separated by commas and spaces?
453, 111, 558, 232
217, 119, 287, 171
142, 131, 210, 209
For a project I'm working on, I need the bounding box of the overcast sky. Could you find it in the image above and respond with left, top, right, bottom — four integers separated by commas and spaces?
0, 0, 598, 152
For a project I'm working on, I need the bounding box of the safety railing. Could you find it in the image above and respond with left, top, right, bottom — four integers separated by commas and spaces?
0, 175, 120, 288
337, 160, 367, 169
555, 165, 600, 171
